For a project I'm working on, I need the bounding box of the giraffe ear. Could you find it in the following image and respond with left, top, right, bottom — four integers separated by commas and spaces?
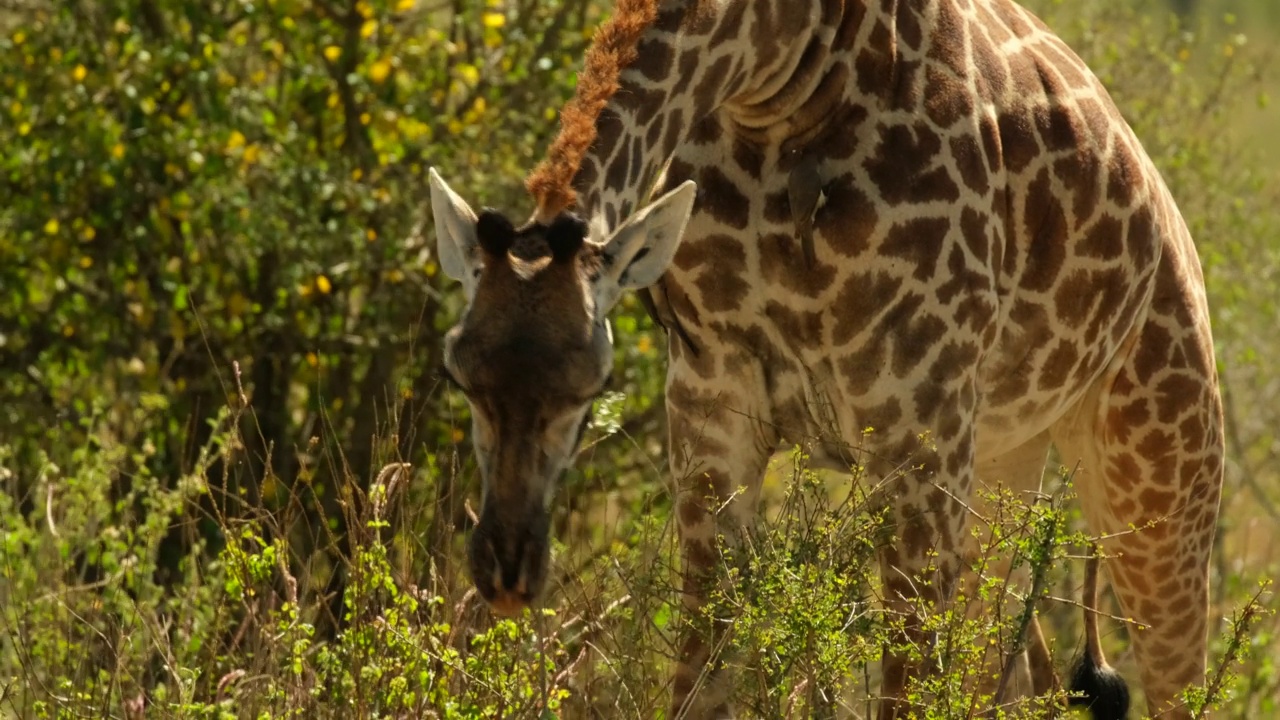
428, 167, 482, 294
596, 180, 697, 315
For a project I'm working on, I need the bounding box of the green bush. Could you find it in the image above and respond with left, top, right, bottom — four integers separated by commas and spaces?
1, 0, 1277, 717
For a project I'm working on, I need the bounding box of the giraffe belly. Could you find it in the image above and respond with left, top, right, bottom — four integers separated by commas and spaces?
744, 246, 1153, 470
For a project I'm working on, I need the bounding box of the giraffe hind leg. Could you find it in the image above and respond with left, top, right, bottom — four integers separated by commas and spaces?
1051, 269, 1224, 719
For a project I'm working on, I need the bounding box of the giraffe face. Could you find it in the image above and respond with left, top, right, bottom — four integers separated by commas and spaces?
428, 170, 698, 615
442, 288, 612, 616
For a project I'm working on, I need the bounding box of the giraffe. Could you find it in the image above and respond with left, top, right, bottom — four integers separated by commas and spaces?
1068, 548, 1132, 720
427, 0, 1225, 717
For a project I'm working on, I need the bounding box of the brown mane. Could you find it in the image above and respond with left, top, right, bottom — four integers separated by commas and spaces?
525, 0, 660, 219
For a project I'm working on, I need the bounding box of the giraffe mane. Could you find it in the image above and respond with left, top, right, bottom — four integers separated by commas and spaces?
525, 0, 660, 219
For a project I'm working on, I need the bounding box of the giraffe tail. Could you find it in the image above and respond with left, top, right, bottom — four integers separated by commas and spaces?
1067, 545, 1132, 720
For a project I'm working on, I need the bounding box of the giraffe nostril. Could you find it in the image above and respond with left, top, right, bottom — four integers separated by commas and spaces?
501, 540, 524, 591
467, 511, 551, 611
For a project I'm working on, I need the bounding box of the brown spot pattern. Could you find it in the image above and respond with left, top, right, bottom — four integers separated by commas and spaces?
866, 123, 961, 205
674, 233, 750, 312
817, 177, 879, 256
759, 233, 838, 298
882, 217, 949, 281
696, 165, 750, 229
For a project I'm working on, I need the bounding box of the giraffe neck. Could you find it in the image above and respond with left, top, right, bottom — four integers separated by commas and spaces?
561, 0, 907, 233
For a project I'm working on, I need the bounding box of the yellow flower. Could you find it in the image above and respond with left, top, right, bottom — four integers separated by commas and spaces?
637, 335, 652, 354
111, 143, 125, 159
177, 100, 193, 118
43, 218, 59, 235
315, 274, 332, 294
306, 352, 319, 368
242, 144, 261, 165
451, 427, 465, 443
324, 45, 341, 62
80, 226, 96, 241
455, 63, 479, 85
18, 122, 30, 136
365, 228, 377, 242
482, 12, 505, 28
360, 19, 378, 39
395, 0, 414, 10
79, 256, 93, 269
226, 130, 246, 151
62, 325, 75, 337
397, 117, 430, 140
368, 58, 391, 84
72, 64, 87, 82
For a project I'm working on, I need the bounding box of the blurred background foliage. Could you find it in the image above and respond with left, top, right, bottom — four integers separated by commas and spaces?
0, 0, 669, 626
0, 0, 1278, 716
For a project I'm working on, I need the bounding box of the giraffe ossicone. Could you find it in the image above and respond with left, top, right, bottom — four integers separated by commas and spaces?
428, 1, 1224, 718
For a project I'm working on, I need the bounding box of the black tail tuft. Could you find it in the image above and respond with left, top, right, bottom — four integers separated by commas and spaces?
1067, 653, 1131, 720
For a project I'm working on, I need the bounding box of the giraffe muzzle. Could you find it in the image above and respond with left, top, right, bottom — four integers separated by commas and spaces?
467, 507, 551, 616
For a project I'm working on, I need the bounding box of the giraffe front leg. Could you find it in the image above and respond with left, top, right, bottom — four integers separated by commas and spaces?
870, 421, 978, 720
665, 369, 778, 720
962, 432, 1067, 712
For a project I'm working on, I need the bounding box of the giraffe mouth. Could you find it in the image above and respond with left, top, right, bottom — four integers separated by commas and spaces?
484, 587, 537, 617
467, 508, 551, 616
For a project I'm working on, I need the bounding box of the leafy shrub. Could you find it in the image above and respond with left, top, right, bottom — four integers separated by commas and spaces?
0, 0, 1277, 717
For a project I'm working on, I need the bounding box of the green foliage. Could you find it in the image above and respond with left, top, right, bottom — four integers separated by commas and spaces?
1, 0, 1278, 717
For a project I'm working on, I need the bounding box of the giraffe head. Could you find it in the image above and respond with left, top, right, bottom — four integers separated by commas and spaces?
428, 168, 696, 615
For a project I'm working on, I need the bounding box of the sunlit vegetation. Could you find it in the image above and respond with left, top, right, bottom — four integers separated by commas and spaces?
1, 0, 1277, 716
